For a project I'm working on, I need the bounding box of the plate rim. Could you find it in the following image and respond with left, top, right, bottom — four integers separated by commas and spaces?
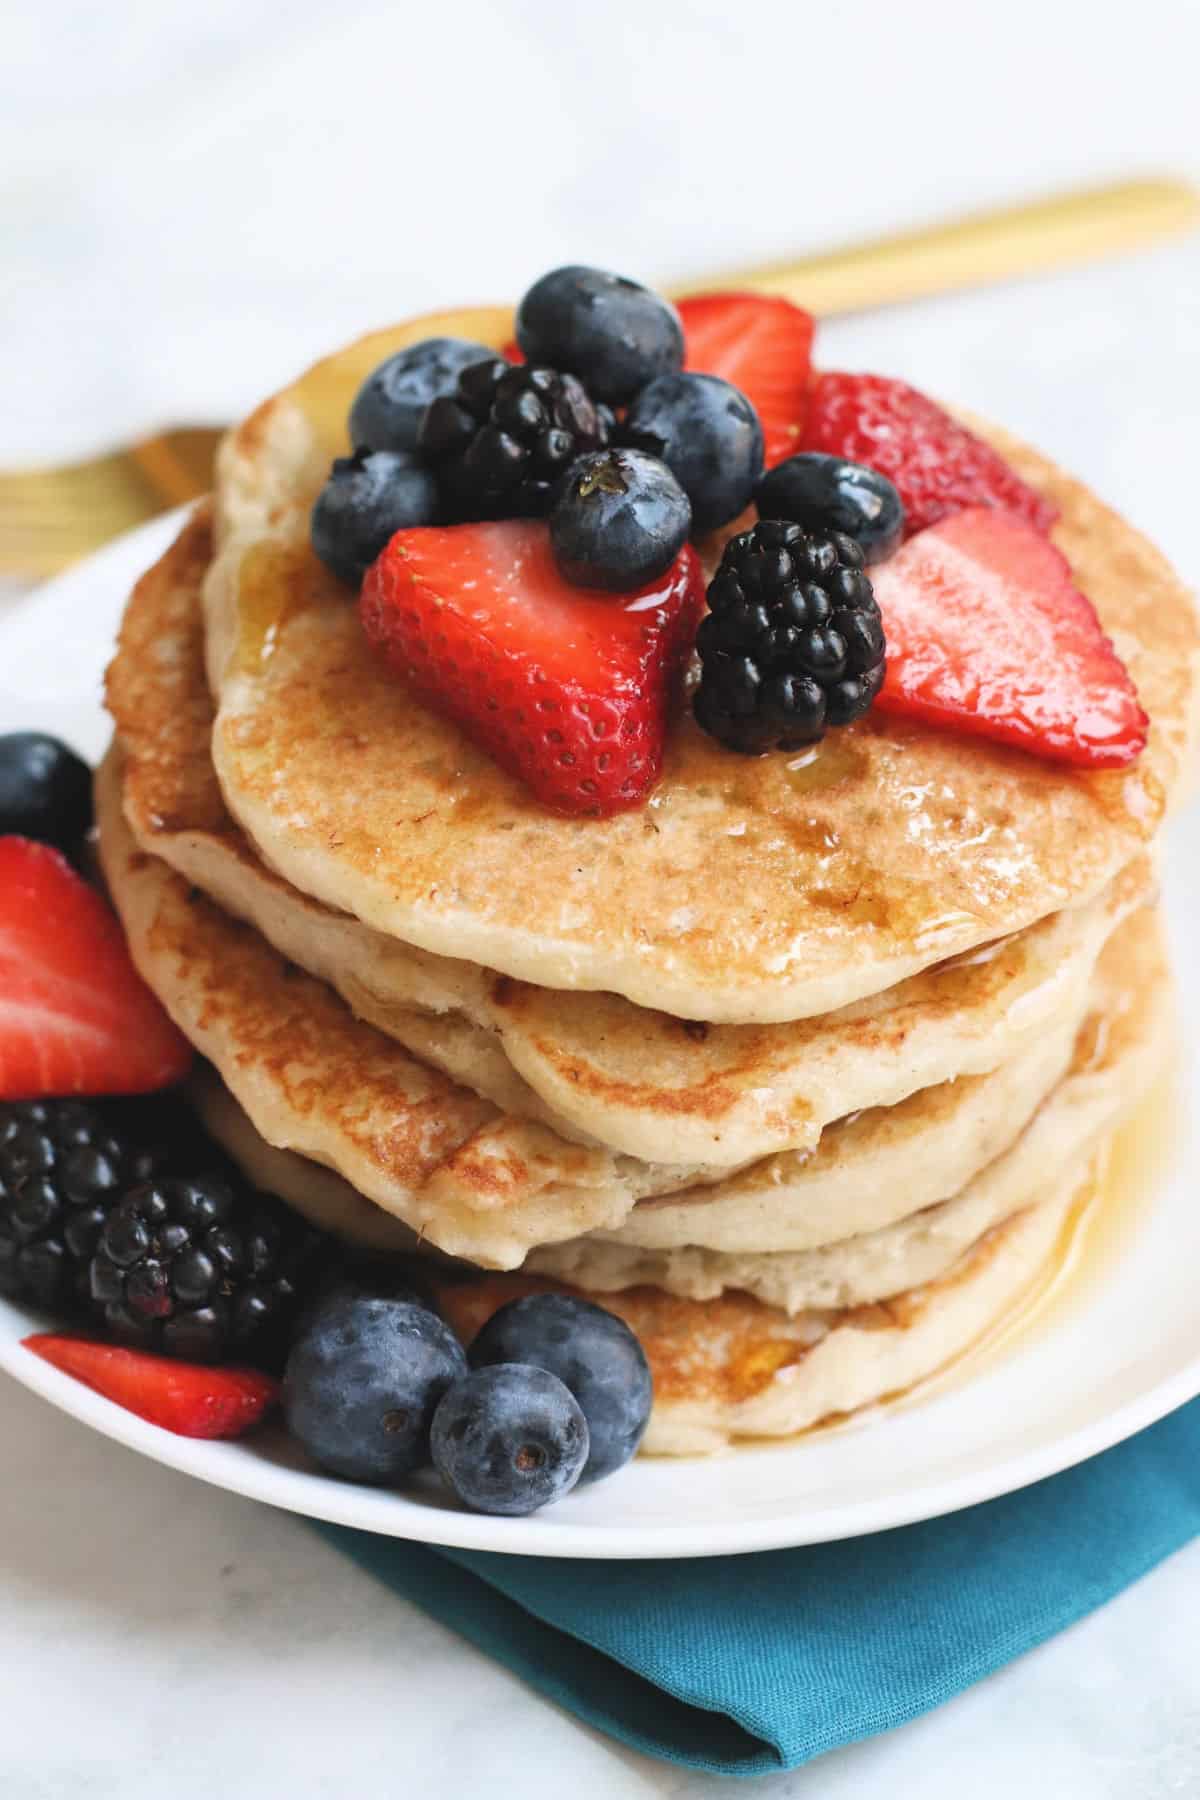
2, 510, 1198, 1560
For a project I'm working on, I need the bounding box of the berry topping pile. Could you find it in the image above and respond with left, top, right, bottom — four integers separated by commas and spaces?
694, 523, 886, 754
419, 358, 610, 519
303, 262, 1144, 810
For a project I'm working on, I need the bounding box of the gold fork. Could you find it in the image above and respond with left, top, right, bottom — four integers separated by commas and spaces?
4, 175, 1197, 578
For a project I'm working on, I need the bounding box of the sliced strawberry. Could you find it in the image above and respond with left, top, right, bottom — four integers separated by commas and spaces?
23, 1335, 279, 1438
800, 371, 1058, 538
872, 507, 1147, 767
0, 836, 193, 1100
678, 292, 815, 468
361, 522, 705, 815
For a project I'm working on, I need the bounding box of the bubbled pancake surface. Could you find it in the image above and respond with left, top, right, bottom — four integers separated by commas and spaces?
200, 310, 1200, 1024
109, 513, 1149, 1167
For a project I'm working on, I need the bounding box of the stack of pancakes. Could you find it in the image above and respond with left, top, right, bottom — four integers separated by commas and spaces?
97, 313, 1200, 1455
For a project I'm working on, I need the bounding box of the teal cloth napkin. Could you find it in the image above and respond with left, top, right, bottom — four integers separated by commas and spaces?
318, 1397, 1200, 1777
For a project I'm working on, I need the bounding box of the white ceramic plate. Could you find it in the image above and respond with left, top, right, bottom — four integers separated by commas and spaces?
2, 512, 1198, 1559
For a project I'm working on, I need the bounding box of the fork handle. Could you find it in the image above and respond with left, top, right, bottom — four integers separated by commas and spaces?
672, 176, 1200, 315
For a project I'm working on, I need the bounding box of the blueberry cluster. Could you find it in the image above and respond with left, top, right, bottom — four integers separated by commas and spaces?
284, 1281, 652, 1517
310, 264, 764, 593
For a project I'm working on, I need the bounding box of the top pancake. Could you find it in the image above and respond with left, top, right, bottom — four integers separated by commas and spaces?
204, 309, 1200, 1024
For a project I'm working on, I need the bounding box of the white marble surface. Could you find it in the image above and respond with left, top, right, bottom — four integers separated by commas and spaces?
4, 0, 1200, 1790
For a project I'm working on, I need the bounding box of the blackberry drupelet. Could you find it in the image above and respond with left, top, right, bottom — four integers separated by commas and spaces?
418, 359, 609, 519
693, 521, 886, 754
0, 1099, 174, 1313
90, 1174, 321, 1364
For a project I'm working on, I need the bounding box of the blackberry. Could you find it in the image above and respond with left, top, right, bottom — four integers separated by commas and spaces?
90, 1175, 321, 1365
693, 521, 886, 754
418, 359, 609, 520
0, 1099, 175, 1313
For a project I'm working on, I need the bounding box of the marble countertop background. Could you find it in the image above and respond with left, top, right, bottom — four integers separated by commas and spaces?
3, 1, 1199, 1791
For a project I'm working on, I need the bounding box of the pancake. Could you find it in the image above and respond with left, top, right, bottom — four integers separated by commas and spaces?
430, 1178, 1089, 1455
188, 1064, 421, 1253
96, 753, 712, 1269
199, 905, 1164, 1312
201, 309, 1200, 1025
195, 1011, 1079, 1260
108, 512, 1151, 1167
528, 906, 1169, 1307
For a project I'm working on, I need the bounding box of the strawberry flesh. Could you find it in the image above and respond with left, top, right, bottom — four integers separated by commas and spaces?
23, 1335, 280, 1438
361, 521, 706, 815
801, 371, 1058, 538
0, 837, 193, 1100
872, 507, 1147, 767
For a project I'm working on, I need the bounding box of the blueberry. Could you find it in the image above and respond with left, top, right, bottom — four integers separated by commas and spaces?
0, 734, 92, 857
283, 1294, 467, 1484
310, 448, 440, 586
623, 372, 764, 535
754, 455, 905, 564
469, 1293, 652, 1482
431, 1364, 588, 1516
549, 448, 690, 593
348, 337, 497, 453
516, 266, 684, 405
295, 1252, 437, 1340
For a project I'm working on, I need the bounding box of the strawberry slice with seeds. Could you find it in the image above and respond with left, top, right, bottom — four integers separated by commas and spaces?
23, 1335, 279, 1438
0, 837, 193, 1100
678, 292, 815, 468
361, 522, 705, 814
801, 371, 1058, 538
872, 507, 1147, 767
